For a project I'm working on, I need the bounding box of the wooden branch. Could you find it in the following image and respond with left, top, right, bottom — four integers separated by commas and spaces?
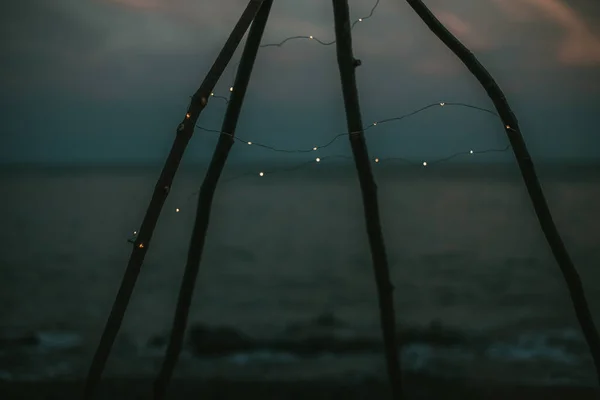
403, 0, 600, 386
82, 1, 267, 398
332, 1, 403, 398
152, 1, 275, 399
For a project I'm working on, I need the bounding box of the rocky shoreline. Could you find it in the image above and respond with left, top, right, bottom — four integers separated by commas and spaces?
1, 313, 595, 386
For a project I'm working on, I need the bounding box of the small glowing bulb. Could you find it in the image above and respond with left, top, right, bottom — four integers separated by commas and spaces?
313, 147, 317, 151
505, 125, 511, 129
229, 87, 234, 92
259, 172, 264, 177
176, 208, 180, 213
375, 158, 379, 163
138, 243, 145, 249
470, 150, 474, 154
316, 157, 321, 162
133, 231, 138, 235
440, 102, 445, 106
423, 161, 428, 166
373, 122, 377, 126
210, 92, 214, 96
185, 113, 190, 119
248, 141, 252, 145
359, 18, 363, 22
309, 35, 314, 39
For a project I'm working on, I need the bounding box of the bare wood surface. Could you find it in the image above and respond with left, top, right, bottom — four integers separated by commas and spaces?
403, 0, 600, 387
152, 1, 275, 399
332, 1, 403, 398
82, 1, 267, 398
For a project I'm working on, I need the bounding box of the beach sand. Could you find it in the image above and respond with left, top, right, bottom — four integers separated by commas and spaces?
1, 375, 598, 399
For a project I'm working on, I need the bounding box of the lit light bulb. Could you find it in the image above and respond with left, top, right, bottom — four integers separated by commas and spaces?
133, 231, 138, 235
139, 243, 145, 249
470, 150, 474, 154
248, 141, 252, 145
186, 113, 190, 119
313, 147, 317, 151
375, 158, 379, 163
309, 35, 314, 39
359, 18, 363, 22
373, 122, 377, 126
229, 87, 234, 92
316, 157, 321, 162
176, 208, 180, 213
259, 172, 264, 177
440, 102, 445, 106
423, 161, 428, 166
505, 125, 510, 129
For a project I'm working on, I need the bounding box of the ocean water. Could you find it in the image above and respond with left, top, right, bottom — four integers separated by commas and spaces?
0, 163, 599, 386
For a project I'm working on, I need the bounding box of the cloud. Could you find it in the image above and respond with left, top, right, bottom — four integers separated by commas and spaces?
489, 0, 535, 21
0, 0, 239, 99
101, 0, 262, 30
433, 11, 491, 51
106, 0, 162, 10
492, 0, 600, 65
2, 0, 598, 103
412, 58, 463, 77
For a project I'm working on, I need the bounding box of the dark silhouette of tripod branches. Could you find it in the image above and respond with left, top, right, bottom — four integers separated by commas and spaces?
83, 1, 599, 399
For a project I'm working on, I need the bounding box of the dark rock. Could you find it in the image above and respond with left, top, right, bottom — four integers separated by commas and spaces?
275, 313, 377, 355
398, 320, 468, 346
183, 317, 470, 359
269, 335, 377, 356
187, 324, 256, 356
148, 335, 167, 349
0, 333, 39, 350
283, 312, 344, 334
313, 312, 343, 328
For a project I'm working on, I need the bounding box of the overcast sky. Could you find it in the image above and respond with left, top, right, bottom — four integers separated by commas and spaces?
1, 0, 599, 164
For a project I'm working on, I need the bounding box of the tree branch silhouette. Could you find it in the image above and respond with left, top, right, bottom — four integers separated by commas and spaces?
403, 0, 600, 387
333, 0, 403, 398
83, 1, 268, 398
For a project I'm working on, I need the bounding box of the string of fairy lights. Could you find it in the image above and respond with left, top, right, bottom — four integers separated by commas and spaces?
188, 101, 512, 190
127, 0, 514, 243
210, 0, 381, 104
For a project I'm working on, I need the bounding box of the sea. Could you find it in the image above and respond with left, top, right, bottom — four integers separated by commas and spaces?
0, 162, 598, 387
